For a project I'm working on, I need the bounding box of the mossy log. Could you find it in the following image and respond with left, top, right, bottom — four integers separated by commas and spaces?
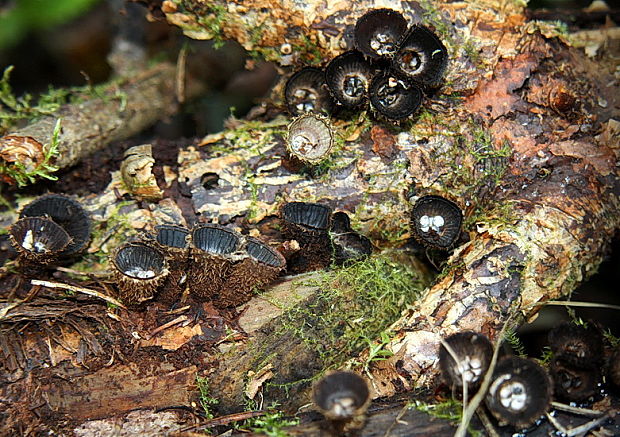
164, 0, 620, 400
0, 63, 178, 185
0, 0, 619, 435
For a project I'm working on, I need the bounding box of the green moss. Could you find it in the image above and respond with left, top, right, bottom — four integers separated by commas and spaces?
69, 200, 137, 273
409, 399, 483, 437
236, 400, 299, 437
196, 375, 220, 419
275, 253, 427, 371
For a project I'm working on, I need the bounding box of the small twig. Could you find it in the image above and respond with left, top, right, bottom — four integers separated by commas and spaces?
551, 401, 604, 418
166, 305, 191, 315
30, 279, 126, 308
547, 412, 569, 434
533, 300, 620, 311
147, 315, 189, 339
565, 414, 611, 437
180, 410, 266, 432
382, 403, 409, 437
176, 44, 188, 103
55, 266, 108, 278
476, 408, 500, 437
454, 318, 512, 437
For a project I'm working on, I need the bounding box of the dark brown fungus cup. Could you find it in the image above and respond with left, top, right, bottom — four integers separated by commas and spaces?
485, 356, 552, 429
411, 195, 462, 250
281, 201, 333, 273
325, 50, 375, 109
438, 331, 493, 392
153, 224, 190, 304
284, 67, 334, 116
392, 24, 448, 88
330, 211, 372, 265
368, 71, 423, 121
286, 113, 334, 164
548, 322, 604, 369
281, 201, 332, 233
20, 193, 91, 256
111, 242, 168, 306
189, 224, 242, 301
217, 237, 286, 308
313, 371, 371, 432
550, 358, 599, 402
9, 216, 72, 265
354, 9, 408, 59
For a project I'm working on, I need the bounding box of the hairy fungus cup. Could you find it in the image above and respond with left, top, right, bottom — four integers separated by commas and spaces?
354, 9, 408, 59
325, 51, 375, 109
313, 371, 370, 432
485, 356, 552, 428
20, 193, 91, 256
439, 331, 493, 392
111, 242, 168, 305
286, 113, 334, 164
153, 224, 190, 304
550, 359, 599, 402
284, 67, 334, 116
281, 201, 333, 273
330, 211, 372, 265
411, 195, 462, 249
392, 25, 448, 87
368, 71, 423, 121
548, 322, 604, 368
9, 216, 72, 265
189, 224, 242, 300
218, 237, 286, 307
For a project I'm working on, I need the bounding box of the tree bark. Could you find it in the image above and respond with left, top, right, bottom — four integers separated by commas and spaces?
0, 63, 179, 185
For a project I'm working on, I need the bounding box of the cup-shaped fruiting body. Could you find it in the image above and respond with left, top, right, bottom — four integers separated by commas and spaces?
439, 331, 493, 392
485, 356, 552, 429
368, 71, 423, 121
153, 224, 190, 304
282, 201, 332, 233
550, 359, 599, 402
281, 201, 333, 273
20, 193, 91, 256
411, 195, 462, 250
325, 51, 375, 109
548, 322, 604, 369
189, 224, 243, 301
330, 211, 372, 265
9, 216, 72, 265
111, 242, 168, 306
217, 238, 286, 308
608, 345, 620, 391
392, 25, 448, 88
354, 9, 408, 59
284, 67, 334, 116
286, 114, 334, 164
313, 371, 371, 432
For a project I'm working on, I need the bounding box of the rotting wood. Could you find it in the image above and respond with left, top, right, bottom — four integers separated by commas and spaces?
0, 63, 178, 184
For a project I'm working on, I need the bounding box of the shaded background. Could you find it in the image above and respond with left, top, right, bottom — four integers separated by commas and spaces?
0, 0, 618, 352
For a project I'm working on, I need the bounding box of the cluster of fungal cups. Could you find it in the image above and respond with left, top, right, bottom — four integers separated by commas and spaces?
285, 8, 448, 122
280, 201, 372, 273
110, 224, 286, 307
9, 194, 92, 270
439, 325, 620, 430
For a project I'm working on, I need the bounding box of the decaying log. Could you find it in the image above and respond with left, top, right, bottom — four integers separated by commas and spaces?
163, 0, 620, 403
0, 63, 178, 183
